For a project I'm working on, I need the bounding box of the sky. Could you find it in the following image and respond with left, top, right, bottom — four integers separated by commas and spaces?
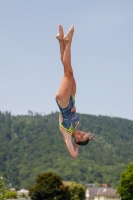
0, 0, 133, 120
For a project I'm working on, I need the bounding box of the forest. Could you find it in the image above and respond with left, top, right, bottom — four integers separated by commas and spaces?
0, 111, 133, 189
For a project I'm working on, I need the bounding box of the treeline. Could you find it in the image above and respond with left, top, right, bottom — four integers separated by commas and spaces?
0, 111, 133, 189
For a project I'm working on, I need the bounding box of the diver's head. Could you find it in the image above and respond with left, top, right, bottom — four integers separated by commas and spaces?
73, 130, 95, 145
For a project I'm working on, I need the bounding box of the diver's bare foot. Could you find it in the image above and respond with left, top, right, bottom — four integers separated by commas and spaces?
56, 24, 64, 41
63, 25, 74, 42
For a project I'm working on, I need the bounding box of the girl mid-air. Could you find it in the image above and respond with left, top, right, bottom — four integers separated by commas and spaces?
55, 24, 94, 158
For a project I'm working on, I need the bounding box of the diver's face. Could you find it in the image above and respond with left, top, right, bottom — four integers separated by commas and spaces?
75, 130, 89, 142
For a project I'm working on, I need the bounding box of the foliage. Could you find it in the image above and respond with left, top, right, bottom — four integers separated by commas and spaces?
29, 172, 70, 200
19, 193, 28, 199
117, 163, 133, 200
0, 177, 5, 200
4, 190, 17, 199
0, 111, 133, 188
0, 177, 17, 199
69, 182, 85, 200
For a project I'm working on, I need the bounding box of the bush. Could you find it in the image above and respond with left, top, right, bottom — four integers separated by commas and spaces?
4, 190, 17, 199
68, 182, 85, 200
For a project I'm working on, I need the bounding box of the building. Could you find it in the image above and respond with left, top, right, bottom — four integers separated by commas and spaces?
17, 188, 29, 196
86, 186, 121, 200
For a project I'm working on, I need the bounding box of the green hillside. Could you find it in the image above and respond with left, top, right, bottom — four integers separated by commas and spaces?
0, 111, 133, 189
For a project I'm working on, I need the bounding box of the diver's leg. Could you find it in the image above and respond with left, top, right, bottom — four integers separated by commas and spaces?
56, 25, 76, 107
72, 76, 76, 97
56, 24, 65, 63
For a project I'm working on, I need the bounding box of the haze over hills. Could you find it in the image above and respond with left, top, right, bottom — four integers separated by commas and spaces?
0, 111, 133, 189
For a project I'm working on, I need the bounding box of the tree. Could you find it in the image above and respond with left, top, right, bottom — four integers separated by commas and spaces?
29, 172, 70, 200
117, 162, 133, 200
69, 182, 85, 200
1, 111, 133, 188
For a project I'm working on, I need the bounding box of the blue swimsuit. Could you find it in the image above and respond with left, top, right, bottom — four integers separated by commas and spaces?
56, 96, 79, 133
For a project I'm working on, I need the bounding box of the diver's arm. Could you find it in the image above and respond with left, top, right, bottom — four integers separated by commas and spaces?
59, 112, 63, 124
59, 112, 79, 158
65, 139, 79, 159
60, 126, 79, 159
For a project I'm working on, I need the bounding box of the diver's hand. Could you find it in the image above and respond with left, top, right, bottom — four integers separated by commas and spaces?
71, 106, 76, 112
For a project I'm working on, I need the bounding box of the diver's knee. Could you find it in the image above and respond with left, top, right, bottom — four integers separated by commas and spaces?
55, 92, 60, 101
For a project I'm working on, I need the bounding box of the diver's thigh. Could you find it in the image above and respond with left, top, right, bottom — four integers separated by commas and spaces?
56, 75, 73, 107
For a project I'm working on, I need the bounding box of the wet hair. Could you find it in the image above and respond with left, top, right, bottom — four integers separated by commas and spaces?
75, 138, 89, 146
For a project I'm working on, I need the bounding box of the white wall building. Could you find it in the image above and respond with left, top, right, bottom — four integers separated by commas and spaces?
86, 187, 121, 200
17, 188, 29, 196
